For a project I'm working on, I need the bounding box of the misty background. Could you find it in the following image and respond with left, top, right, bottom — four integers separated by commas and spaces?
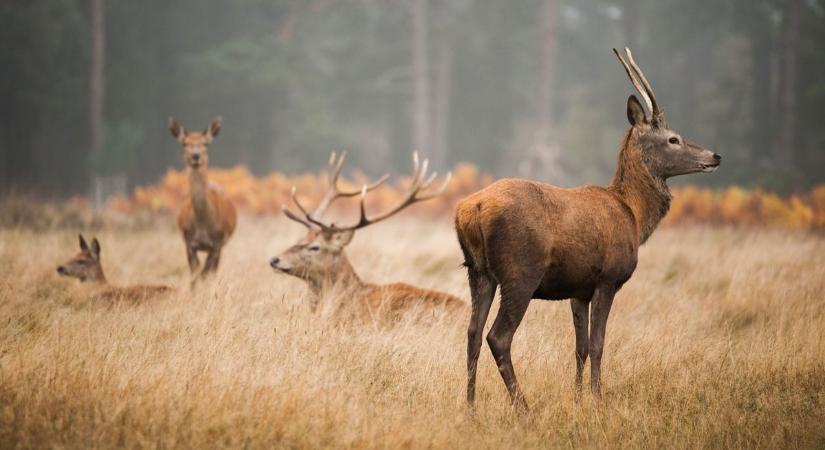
1, 0, 823, 198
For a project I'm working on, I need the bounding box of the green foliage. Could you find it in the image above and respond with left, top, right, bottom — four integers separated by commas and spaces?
1, 0, 823, 195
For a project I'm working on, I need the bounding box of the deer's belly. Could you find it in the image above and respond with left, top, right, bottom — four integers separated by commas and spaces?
533, 267, 599, 300
532, 258, 635, 301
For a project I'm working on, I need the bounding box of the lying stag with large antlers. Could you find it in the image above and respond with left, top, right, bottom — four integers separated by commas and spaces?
270, 152, 464, 318
455, 48, 721, 409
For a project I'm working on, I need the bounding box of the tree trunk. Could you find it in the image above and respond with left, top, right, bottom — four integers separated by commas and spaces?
411, 0, 430, 158
431, 39, 452, 171
89, 0, 105, 163
538, 0, 557, 131
520, 0, 562, 182
773, 0, 800, 172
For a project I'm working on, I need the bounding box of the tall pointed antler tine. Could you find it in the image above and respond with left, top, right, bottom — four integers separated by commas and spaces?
282, 204, 312, 229
420, 171, 439, 190
416, 171, 452, 200
612, 48, 653, 116
290, 186, 312, 218
623, 47, 664, 125
333, 154, 453, 231
290, 186, 334, 230
312, 151, 390, 219
332, 151, 347, 183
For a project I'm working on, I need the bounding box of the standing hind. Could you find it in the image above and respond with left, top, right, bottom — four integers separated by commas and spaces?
169, 117, 237, 282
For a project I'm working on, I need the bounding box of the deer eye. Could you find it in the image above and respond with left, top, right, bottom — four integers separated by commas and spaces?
668, 137, 679, 145
307, 245, 321, 252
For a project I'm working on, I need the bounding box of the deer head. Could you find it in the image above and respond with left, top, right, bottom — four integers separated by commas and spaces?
56, 234, 105, 283
613, 48, 721, 178
269, 151, 451, 291
169, 116, 222, 170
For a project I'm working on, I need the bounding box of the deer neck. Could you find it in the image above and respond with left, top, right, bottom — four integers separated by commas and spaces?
86, 264, 108, 285
309, 255, 366, 296
188, 167, 215, 224
608, 130, 672, 244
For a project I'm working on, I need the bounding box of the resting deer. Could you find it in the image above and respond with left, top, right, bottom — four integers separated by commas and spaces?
270, 152, 464, 318
169, 117, 237, 281
56, 234, 174, 301
455, 48, 721, 409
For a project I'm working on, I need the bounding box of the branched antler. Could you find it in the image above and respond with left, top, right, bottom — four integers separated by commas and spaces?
283, 152, 452, 232
312, 151, 389, 218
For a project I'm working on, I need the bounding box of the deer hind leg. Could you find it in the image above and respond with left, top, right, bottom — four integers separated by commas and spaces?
570, 297, 590, 399
466, 268, 497, 405
486, 283, 534, 411
588, 285, 616, 401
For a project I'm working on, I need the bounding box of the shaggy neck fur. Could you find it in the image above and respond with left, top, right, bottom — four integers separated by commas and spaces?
608, 129, 672, 244
306, 255, 368, 295
189, 168, 216, 224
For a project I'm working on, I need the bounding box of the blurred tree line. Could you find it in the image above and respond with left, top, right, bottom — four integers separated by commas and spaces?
0, 0, 823, 197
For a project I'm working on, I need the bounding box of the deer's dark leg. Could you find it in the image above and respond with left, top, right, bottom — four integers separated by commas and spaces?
486, 283, 534, 410
466, 268, 497, 405
570, 297, 589, 399
186, 244, 200, 274
202, 246, 222, 275
589, 285, 616, 401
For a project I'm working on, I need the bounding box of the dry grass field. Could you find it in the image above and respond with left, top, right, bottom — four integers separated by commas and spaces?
1, 218, 824, 449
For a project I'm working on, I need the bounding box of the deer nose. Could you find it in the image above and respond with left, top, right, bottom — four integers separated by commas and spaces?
269, 257, 280, 268
713, 153, 722, 162
57, 266, 66, 275
191, 153, 201, 162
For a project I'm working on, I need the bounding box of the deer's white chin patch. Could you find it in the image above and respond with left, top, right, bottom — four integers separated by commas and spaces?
701, 164, 719, 173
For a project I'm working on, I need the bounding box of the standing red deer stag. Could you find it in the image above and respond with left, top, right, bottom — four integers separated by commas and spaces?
270, 152, 464, 318
455, 48, 721, 408
169, 117, 237, 282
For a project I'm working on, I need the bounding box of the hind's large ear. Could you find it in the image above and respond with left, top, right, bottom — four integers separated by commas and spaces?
169, 117, 185, 142
627, 95, 648, 127
90, 238, 101, 260
204, 116, 222, 142
79, 234, 90, 252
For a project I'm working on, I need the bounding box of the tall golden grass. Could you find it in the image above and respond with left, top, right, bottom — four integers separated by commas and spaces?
1, 219, 824, 449
103, 165, 825, 231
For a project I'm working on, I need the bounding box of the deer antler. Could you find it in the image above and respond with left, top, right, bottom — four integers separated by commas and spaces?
312, 151, 389, 218
285, 152, 451, 233
613, 47, 665, 127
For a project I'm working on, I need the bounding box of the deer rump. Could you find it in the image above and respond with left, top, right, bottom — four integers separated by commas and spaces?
456, 178, 638, 301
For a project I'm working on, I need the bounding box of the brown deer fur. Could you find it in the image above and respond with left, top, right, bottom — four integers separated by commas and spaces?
57, 235, 174, 302
271, 152, 464, 319
169, 117, 237, 281
455, 48, 721, 409
272, 228, 464, 318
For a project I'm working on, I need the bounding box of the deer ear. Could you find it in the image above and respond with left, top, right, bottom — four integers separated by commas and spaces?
79, 234, 89, 252
325, 229, 355, 248
90, 238, 101, 259
169, 117, 185, 142
626, 95, 648, 127
204, 116, 222, 142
